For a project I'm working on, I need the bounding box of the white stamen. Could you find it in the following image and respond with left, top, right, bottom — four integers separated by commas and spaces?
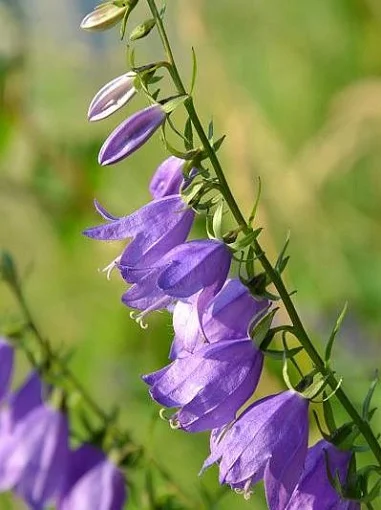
159, 408, 169, 421
169, 417, 181, 430
99, 255, 121, 280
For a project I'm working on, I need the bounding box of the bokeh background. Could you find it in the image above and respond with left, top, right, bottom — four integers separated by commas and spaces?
1, 0, 381, 508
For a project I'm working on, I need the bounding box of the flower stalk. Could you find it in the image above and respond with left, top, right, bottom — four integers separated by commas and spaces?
145, 0, 381, 468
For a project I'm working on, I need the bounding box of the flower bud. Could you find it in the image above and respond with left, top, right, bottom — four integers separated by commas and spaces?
98, 104, 165, 165
88, 72, 137, 122
80, 3, 126, 32
129, 19, 156, 41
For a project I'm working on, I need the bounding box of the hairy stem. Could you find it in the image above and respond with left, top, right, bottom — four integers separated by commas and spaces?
146, 0, 381, 466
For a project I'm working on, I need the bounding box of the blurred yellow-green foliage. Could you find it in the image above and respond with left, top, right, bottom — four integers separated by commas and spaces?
1, 0, 381, 508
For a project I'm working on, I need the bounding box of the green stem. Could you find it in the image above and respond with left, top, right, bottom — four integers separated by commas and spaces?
146, 0, 381, 466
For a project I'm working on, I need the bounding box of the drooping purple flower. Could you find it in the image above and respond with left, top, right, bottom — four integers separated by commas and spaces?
99, 104, 166, 165
0, 371, 44, 437
0, 338, 14, 402
143, 338, 263, 432
157, 239, 231, 299
201, 390, 309, 505
149, 156, 186, 199
83, 195, 194, 284
0, 405, 69, 509
285, 440, 360, 510
88, 72, 137, 122
58, 444, 126, 510
170, 278, 269, 359
122, 239, 231, 325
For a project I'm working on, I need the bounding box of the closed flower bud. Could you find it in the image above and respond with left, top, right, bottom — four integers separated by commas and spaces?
80, 3, 127, 32
98, 104, 166, 165
88, 72, 137, 122
129, 19, 156, 41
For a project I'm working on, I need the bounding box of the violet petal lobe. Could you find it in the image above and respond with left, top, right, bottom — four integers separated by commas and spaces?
284, 440, 359, 510
0, 338, 14, 402
157, 239, 231, 299
98, 104, 165, 165
149, 156, 186, 199
202, 278, 269, 343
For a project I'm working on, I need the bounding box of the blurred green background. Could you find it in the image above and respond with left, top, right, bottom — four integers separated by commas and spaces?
1, 0, 381, 508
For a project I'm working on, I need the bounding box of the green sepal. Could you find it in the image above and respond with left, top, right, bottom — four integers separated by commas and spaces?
325, 302, 348, 365
295, 371, 327, 400
184, 118, 194, 151
212, 200, 224, 240
129, 18, 156, 41
322, 392, 337, 435
245, 246, 255, 279
250, 308, 278, 347
119, 0, 139, 39
263, 346, 303, 360
226, 228, 262, 252
248, 177, 262, 226
161, 95, 188, 114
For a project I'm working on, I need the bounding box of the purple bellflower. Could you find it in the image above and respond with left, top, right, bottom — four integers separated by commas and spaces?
170, 278, 269, 359
99, 104, 166, 165
58, 444, 126, 510
0, 371, 44, 438
122, 239, 231, 325
149, 156, 186, 199
0, 405, 69, 509
88, 72, 137, 122
0, 338, 14, 402
83, 195, 194, 284
285, 439, 360, 510
143, 338, 263, 432
202, 390, 309, 506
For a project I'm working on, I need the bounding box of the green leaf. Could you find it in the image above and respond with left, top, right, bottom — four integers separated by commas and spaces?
325, 302, 348, 364
190, 47, 197, 95
213, 135, 226, 152
362, 371, 379, 421
248, 177, 262, 226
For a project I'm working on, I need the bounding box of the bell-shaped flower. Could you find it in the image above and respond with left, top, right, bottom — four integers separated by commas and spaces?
149, 156, 186, 199
285, 439, 360, 510
143, 338, 263, 432
58, 444, 126, 510
83, 195, 194, 284
170, 278, 269, 358
99, 104, 166, 165
88, 72, 137, 122
122, 239, 231, 326
0, 338, 14, 403
0, 405, 69, 509
0, 371, 44, 437
202, 390, 309, 505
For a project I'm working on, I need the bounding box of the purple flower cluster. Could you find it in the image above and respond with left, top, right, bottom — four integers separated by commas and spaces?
85, 74, 360, 509
0, 339, 126, 510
